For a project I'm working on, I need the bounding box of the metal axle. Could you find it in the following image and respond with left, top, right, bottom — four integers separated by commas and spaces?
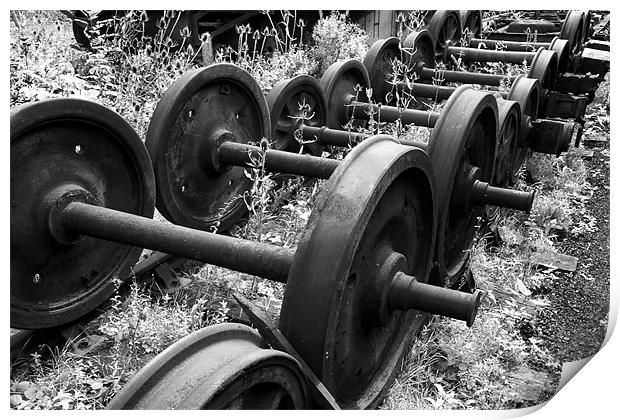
485, 31, 557, 43
471, 181, 534, 211
445, 46, 537, 65
217, 141, 338, 180
50, 191, 480, 326
299, 125, 533, 213
300, 124, 427, 150
418, 67, 514, 87
349, 101, 440, 127
450, 167, 534, 214
60, 201, 295, 283
394, 82, 455, 100
300, 125, 368, 147
394, 81, 584, 139
469, 38, 551, 51
389, 272, 481, 327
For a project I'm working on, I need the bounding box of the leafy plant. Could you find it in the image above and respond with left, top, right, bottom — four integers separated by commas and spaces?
84, 10, 203, 137
309, 12, 369, 76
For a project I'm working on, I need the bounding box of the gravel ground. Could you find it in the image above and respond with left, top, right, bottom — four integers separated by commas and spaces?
536, 77, 611, 386
536, 148, 610, 362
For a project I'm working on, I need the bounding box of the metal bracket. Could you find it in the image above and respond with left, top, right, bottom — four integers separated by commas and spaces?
528, 119, 573, 156
575, 48, 610, 77
542, 91, 588, 120
153, 263, 181, 290
557, 73, 602, 99
233, 293, 341, 410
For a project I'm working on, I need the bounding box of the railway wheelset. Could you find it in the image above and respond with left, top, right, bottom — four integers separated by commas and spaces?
363, 31, 577, 185
12, 57, 538, 407
394, 10, 601, 138
10, 10, 603, 411
424, 9, 590, 65
421, 10, 604, 100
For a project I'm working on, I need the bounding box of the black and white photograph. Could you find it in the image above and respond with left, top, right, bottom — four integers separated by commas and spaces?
8, 5, 613, 413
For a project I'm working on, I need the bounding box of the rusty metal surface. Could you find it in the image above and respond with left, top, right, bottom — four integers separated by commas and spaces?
409, 47, 554, 107
320, 59, 370, 130
350, 101, 440, 127
576, 47, 610, 76
145, 64, 270, 232
557, 72, 602, 99
484, 31, 557, 43
528, 119, 575, 156
388, 273, 482, 327
280, 136, 436, 409
470, 181, 534, 212
233, 293, 341, 409
560, 10, 586, 55
427, 86, 498, 288
402, 30, 436, 74
10, 99, 155, 330
465, 37, 569, 73
426, 10, 462, 61
506, 76, 540, 184
446, 45, 537, 65
507, 19, 558, 33
217, 141, 339, 179
363, 37, 402, 103
494, 97, 522, 187
107, 323, 310, 409
460, 10, 482, 37
549, 38, 571, 73
528, 49, 559, 91
541, 91, 588, 120
468, 37, 550, 51
60, 202, 295, 285
419, 67, 512, 86
401, 82, 456, 100
266, 75, 327, 155
301, 125, 367, 148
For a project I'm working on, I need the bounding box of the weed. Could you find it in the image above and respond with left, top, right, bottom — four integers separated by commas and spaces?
310, 12, 369, 76
85, 11, 202, 137
10, 11, 92, 105
394, 10, 430, 40
10, 9, 603, 412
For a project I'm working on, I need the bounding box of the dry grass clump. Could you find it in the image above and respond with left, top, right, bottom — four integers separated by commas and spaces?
215, 11, 369, 92
84, 11, 202, 138
10, 9, 603, 411
381, 133, 596, 410
11, 281, 229, 409
526, 147, 596, 239
310, 12, 369, 75
10, 11, 93, 106
382, 245, 561, 410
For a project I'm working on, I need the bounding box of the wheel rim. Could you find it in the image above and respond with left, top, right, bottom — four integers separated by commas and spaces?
528, 48, 558, 92
363, 37, 403, 103
146, 64, 270, 232
280, 136, 436, 408
107, 323, 310, 409
320, 59, 371, 130
560, 10, 585, 56
460, 10, 482, 38
428, 86, 498, 287
549, 37, 570, 73
403, 29, 436, 75
494, 98, 521, 188
266, 75, 327, 155
10, 98, 155, 329
427, 10, 462, 61
507, 76, 540, 183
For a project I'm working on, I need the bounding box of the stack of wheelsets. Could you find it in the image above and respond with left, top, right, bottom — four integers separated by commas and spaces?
10, 9, 604, 410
